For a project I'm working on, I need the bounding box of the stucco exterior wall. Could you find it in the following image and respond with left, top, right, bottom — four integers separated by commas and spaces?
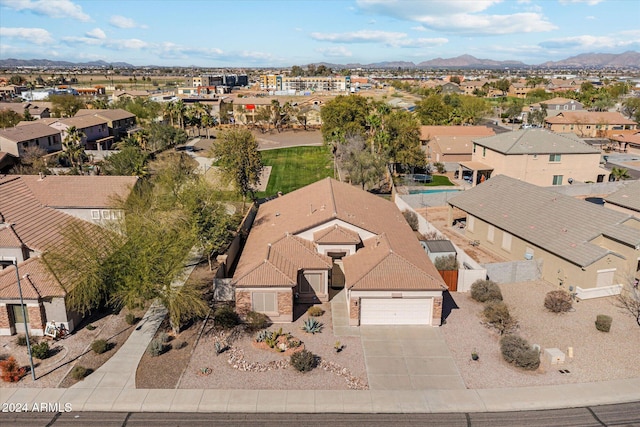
472, 148, 605, 186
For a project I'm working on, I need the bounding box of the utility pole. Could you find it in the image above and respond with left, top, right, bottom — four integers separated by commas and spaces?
13, 260, 36, 381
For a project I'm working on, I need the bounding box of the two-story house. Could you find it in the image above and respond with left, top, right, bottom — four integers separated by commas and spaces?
0, 122, 62, 157
459, 129, 606, 187
75, 109, 137, 142
545, 111, 638, 138
44, 115, 112, 150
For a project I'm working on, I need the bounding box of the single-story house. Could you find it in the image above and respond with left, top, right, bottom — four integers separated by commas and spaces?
604, 179, 640, 217
420, 125, 495, 163
447, 175, 640, 299
233, 178, 447, 326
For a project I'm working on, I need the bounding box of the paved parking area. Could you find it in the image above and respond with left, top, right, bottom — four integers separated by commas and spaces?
360, 326, 466, 390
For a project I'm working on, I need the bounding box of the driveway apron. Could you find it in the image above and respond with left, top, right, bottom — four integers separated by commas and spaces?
360, 325, 466, 390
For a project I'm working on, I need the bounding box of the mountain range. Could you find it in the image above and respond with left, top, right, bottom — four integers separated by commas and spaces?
1, 51, 638, 69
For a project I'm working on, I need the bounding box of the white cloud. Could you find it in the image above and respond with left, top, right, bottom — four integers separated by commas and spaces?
540, 34, 640, 50
86, 28, 106, 40
109, 15, 147, 29
316, 46, 353, 57
63, 35, 148, 50
355, 0, 555, 35
0, 27, 54, 44
558, 0, 604, 5
586, 15, 596, 20
311, 30, 407, 45
0, 0, 90, 22
411, 26, 426, 32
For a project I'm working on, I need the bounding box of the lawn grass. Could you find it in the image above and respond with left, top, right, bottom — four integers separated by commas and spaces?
424, 174, 454, 186
256, 146, 334, 197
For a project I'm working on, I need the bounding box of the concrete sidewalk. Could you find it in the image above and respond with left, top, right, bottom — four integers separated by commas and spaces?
2, 378, 639, 413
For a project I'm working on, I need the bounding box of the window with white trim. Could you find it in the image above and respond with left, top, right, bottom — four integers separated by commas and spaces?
549, 154, 561, 162
101, 210, 110, 219
502, 232, 512, 251
252, 292, 277, 313
91, 210, 100, 220
552, 175, 563, 186
300, 272, 323, 293
487, 225, 495, 242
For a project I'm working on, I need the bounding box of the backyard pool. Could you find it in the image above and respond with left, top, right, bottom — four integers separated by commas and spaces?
408, 188, 462, 195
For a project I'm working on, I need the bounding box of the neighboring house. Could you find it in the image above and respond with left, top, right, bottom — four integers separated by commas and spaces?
0, 85, 26, 100
0, 175, 136, 336
545, 78, 584, 93
604, 180, 640, 216
608, 130, 640, 154
0, 102, 51, 119
111, 90, 149, 103
447, 175, 640, 299
233, 178, 447, 326
508, 82, 536, 98
0, 151, 19, 172
44, 115, 112, 150
75, 109, 137, 141
526, 97, 584, 117
545, 111, 638, 138
439, 82, 463, 94
0, 122, 62, 157
420, 125, 495, 163
19, 175, 138, 223
230, 97, 277, 125
461, 129, 607, 187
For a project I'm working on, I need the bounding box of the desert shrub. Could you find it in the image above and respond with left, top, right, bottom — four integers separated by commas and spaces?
15, 335, 27, 346
86, 324, 96, 331
470, 279, 503, 302
125, 312, 139, 325
433, 162, 446, 174
157, 332, 170, 344
290, 349, 316, 372
214, 306, 240, 329
70, 365, 88, 380
483, 300, 515, 334
174, 340, 187, 350
595, 314, 612, 332
245, 310, 270, 331
148, 338, 166, 357
91, 339, 109, 354
402, 210, 419, 231
500, 334, 540, 371
544, 290, 572, 313
307, 306, 325, 317
31, 341, 50, 359
434, 254, 459, 271
0, 356, 25, 382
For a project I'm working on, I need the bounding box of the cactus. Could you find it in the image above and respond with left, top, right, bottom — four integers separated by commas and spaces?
301, 317, 323, 334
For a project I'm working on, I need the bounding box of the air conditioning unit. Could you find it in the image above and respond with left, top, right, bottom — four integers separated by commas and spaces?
524, 253, 533, 260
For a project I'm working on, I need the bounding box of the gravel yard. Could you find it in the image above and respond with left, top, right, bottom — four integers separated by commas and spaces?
175, 301, 367, 390
441, 280, 640, 389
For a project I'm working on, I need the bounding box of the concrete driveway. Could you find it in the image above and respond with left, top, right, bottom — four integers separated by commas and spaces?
360, 326, 466, 390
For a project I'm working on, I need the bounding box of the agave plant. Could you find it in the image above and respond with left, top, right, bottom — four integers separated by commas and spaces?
301, 317, 323, 334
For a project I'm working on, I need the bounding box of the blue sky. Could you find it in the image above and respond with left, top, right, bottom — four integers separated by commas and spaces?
0, 0, 639, 67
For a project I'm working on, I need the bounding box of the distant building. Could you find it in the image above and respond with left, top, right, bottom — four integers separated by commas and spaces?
260, 75, 351, 92
545, 111, 638, 138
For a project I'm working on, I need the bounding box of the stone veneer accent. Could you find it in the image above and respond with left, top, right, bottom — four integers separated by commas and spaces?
432, 295, 443, 326
0, 304, 10, 331
349, 297, 360, 326
277, 291, 293, 322
28, 304, 46, 335
235, 290, 252, 316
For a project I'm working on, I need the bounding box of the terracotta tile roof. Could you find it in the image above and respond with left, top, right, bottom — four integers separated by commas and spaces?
0, 122, 60, 142
0, 257, 66, 300
19, 175, 138, 209
314, 224, 361, 244
546, 111, 637, 125
0, 176, 95, 253
0, 224, 24, 248
233, 178, 446, 291
420, 125, 494, 141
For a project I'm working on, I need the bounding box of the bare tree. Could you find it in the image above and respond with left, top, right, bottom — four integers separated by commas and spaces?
616, 276, 640, 327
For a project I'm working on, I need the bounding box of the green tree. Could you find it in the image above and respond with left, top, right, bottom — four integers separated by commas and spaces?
610, 167, 631, 181
9, 75, 25, 85
320, 95, 371, 145
621, 97, 640, 121
290, 65, 305, 77
457, 96, 491, 125
337, 136, 386, 190
383, 110, 425, 172
50, 94, 86, 118
101, 146, 149, 177
210, 127, 263, 206
415, 95, 452, 125
61, 126, 86, 173
492, 79, 511, 96
0, 109, 21, 128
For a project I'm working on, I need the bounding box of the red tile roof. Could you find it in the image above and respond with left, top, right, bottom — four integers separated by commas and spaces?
0, 257, 66, 300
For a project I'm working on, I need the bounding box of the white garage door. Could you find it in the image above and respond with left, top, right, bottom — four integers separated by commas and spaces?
360, 298, 432, 325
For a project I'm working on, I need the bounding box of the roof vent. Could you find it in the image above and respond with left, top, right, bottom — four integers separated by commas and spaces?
275, 212, 280, 217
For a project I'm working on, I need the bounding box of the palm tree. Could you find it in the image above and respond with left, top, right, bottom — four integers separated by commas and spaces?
62, 126, 86, 174
201, 114, 215, 139
162, 102, 175, 127
172, 100, 186, 130
611, 167, 631, 181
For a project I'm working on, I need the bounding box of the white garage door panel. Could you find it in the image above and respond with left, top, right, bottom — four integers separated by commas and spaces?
360, 298, 432, 325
